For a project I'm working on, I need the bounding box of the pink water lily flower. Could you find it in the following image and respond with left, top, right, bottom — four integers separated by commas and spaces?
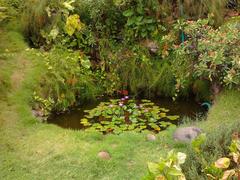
119, 103, 124, 107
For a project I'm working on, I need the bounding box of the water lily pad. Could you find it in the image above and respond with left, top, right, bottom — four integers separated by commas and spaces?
81, 98, 179, 134
159, 122, 172, 128
100, 121, 110, 125
159, 113, 166, 117
167, 115, 180, 121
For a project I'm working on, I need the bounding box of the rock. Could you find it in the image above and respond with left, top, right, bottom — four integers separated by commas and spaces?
146, 134, 156, 141
141, 39, 159, 53
98, 151, 111, 160
173, 126, 202, 142
32, 109, 44, 117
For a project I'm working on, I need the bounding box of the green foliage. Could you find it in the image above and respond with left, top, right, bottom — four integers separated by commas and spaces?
182, 119, 240, 179
123, 5, 159, 40
32, 47, 102, 112
22, 0, 52, 46
205, 136, 240, 179
65, 14, 84, 36
103, 43, 177, 97
74, 0, 125, 38
81, 98, 179, 134
173, 18, 240, 95
191, 133, 207, 153
144, 150, 187, 180
33, 92, 54, 118
182, 0, 227, 26
0, 0, 24, 23
193, 80, 211, 101
0, 7, 9, 23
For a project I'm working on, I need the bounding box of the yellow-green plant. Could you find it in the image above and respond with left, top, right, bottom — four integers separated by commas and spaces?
65, 14, 85, 36
32, 47, 101, 112
173, 18, 240, 96
144, 150, 187, 180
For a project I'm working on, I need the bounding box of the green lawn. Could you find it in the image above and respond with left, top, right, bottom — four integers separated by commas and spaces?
1, 24, 240, 180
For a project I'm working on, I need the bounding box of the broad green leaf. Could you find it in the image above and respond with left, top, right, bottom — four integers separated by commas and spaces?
155, 175, 166, 180
123, 9, 134, 17
191, 133, 206, 153
127, 17, 136, 26
159, 113, 166, 117
168, 167, 184, 176
167, 115, 180, 121
65, 14, 84, 36
148, 162, 160, 174
63, 0, 75, 11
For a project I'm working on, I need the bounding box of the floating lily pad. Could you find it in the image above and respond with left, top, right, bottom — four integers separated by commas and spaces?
167, 115, 180, 121
80, 98, 179, 134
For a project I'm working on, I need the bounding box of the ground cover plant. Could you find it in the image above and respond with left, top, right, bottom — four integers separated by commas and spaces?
0, 0, 240, 179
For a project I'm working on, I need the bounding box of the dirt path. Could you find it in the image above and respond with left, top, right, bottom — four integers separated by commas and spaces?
10, 56, 29, 91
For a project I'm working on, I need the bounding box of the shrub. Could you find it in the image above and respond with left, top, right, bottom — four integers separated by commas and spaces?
173, 18, 240, 96
33, 47, 103, 113
104, 44, 177, 97
21, 0, 55, 46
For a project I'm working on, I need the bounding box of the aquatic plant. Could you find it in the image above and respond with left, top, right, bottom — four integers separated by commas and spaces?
81, 97, 179, 134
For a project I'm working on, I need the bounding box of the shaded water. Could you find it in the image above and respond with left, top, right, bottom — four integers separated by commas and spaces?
48, 97, 205, 130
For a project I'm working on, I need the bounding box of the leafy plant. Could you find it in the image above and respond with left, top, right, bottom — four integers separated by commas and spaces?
123, 7, 158, 39
32, 47, 102, 112
33, 92, 54, 119
81, 97, 179, 134
65, 14, 84, 36
205, 135, 240, 179
0, 6, 9, 23
173, 18, 240, 96
144, 150, 187, 180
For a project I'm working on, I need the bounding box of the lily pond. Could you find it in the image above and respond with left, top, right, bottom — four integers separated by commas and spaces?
48, 97, 206, 134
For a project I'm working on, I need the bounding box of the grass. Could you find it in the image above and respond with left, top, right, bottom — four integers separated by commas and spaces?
1, 22, 240, 179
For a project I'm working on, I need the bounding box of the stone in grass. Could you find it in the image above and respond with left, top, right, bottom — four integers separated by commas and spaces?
98, 151, 111, 160
32, 109, 44, 117
146, 134, 157, 141
173, 126, 202, 142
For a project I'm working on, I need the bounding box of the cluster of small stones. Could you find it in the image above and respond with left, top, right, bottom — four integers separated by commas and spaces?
97, 127, 203, 160
98, 134, 158, 160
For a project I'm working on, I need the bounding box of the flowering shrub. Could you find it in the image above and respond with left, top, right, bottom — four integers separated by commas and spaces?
174, 18, 240, 94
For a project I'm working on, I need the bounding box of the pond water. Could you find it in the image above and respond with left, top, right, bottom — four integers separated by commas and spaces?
47, 97, 206, 130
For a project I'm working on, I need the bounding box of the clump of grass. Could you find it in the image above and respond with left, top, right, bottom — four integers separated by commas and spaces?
21, 0, 51, 46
